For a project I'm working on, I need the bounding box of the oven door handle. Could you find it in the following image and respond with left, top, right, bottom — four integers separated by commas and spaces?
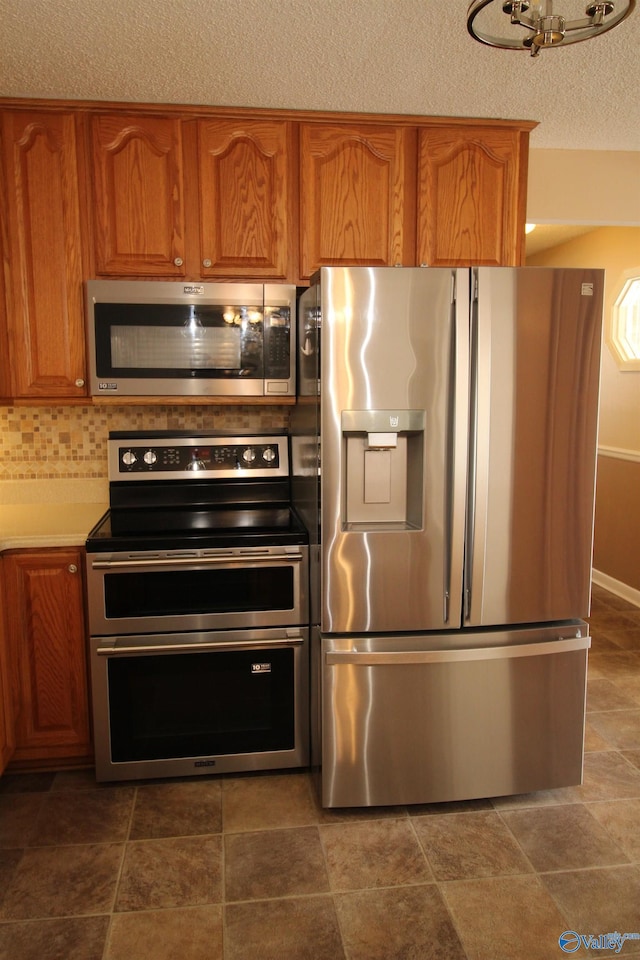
91, 552, 305, 570
96, 633, 305, 656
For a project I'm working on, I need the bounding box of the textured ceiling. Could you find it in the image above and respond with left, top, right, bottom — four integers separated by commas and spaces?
1, 0, 639, 151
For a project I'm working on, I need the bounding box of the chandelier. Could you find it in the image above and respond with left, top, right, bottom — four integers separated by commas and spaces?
467, 0, 636, 56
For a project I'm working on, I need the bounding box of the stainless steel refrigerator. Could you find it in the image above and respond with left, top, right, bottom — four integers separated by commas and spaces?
291, 265, 604, 808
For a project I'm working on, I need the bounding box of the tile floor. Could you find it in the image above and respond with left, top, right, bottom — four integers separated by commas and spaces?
1, 583, 639, 960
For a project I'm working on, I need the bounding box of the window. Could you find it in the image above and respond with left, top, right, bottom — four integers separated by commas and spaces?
609, 271, 640, 371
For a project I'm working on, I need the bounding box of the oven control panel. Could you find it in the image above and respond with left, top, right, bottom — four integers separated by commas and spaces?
108, 433, 289, 480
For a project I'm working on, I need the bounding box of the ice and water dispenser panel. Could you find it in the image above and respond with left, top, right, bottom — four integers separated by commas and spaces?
341, 410, 425, 529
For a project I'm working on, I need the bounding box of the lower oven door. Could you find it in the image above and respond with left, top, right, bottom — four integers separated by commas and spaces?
86, 546, 308, 634
90, 626, 309, 782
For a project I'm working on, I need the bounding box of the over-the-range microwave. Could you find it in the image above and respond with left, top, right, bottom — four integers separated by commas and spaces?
85, 280, 296, 398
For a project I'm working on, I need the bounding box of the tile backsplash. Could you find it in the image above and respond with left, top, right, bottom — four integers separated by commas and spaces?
0, 405, 290, 480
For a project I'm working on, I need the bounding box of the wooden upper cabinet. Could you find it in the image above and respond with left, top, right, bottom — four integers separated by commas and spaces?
90, 114, 186, 276
0, 184, 11, 400
417, 126, 528, 267
196, 118, 293, 279
1, 110, 87, 397
299, 123, 415, 280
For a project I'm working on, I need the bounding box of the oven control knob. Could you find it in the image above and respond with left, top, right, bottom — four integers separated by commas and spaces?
187, 459, 206, 471
242, 447, 256, 463
122, 450, 137, 466
143, 450, 157, 465
263, 447, 276, 463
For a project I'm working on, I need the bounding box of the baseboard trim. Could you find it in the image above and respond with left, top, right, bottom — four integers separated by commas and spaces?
592, 569, 640, 608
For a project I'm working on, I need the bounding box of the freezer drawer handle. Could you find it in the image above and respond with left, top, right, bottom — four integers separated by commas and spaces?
325, 636, 590, 665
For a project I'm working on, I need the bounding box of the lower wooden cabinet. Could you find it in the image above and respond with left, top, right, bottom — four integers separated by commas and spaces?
3, 548, 92, 764
0, 687, 12, 775
0, 575, 13, 774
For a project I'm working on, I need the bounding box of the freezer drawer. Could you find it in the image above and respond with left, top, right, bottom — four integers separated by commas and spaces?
321, 625, 590, 807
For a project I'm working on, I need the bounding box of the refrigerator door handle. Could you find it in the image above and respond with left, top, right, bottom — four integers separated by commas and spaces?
325, 635, 591, 665
445, 269, 471, 626
443, 279, 456, 624
464, 267, 494, 625
463, 269, 480, 621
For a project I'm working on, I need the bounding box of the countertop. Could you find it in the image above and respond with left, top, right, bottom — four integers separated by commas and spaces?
0, 480, 108, 551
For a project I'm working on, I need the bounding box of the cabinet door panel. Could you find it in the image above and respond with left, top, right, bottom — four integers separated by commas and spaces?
197, 119, 292, 279
300, 124, 413, 279
0, 166, 11, 399
91, 114, 186, 276
0, 682, 12, 774
0, 570, 14, 775
5, 550, 91, 761
417, 127, 526, 267
2, 111, 87, 397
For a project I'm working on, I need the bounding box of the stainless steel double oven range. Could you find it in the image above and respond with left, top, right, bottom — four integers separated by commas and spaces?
85, 432, 309, 782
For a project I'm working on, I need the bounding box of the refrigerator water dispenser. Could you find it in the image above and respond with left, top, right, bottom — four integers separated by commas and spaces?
341, 410, 425, 528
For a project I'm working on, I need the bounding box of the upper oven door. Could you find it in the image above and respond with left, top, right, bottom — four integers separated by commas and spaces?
85, 280, 295, 397
86, 545, 308, 635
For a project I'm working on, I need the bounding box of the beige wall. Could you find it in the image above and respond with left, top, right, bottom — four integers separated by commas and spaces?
527, 226, 640, 597
527, 150, 640, 226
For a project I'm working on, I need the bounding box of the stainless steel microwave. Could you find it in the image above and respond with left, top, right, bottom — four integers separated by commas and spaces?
85, 280, 296, 398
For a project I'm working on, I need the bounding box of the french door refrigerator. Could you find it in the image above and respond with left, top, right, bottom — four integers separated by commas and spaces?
292, 265, 604, 807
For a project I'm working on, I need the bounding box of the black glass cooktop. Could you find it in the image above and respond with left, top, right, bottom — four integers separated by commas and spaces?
86, 505, 308, 552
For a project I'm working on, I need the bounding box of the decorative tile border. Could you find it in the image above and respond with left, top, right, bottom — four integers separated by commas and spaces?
0, 405, 290, 480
